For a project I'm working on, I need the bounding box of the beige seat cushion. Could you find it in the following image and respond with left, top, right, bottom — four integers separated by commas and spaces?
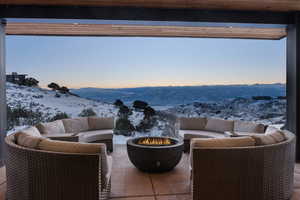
191, 137, 255, 148
42, 133, 76, 138
15, 132, 43, 148
62, 117, 89, 133
234, 120, 265, 133
21, 126, 41, 137
78, 130, 113, 143
88, 117, 114, 131
105, 155, 113, 185
230, 131, 265, 137
36, 120, 65, 135
204, 118, 234, 133
179, 117, 207, 130
99, 153, 112, 191
37, 139, 106, 154
179, 130, 224, 140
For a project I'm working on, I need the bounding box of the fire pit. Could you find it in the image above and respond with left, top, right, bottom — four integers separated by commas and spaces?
127, 137, 184, 173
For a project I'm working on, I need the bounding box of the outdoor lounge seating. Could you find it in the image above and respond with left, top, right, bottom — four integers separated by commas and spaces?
190, 130, 295, 200
179, 117, 267, 152
36, 117, 114, 152
5, 127, 112, 200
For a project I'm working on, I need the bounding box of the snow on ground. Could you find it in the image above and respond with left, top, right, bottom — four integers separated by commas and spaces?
7, 83, 117, 118
6, 83, 287, 144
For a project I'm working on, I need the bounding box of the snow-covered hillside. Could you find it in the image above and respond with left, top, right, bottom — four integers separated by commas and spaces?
167, 98, 286, 126
6, 83, 286, 139
7, 83, 117, 119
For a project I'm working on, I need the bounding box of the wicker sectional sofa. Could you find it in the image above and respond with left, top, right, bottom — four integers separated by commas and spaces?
179, 117, 296, 199
36, 117, 114, 152
179, 117, 267, 152
5, 133, 112, 200
4, 116, 115, 200
190, 130, 295, 200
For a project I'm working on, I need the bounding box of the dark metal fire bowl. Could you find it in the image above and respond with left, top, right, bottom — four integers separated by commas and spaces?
127, 137, 184, 173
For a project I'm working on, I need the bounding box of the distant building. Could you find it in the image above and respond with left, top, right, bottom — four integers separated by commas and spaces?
6, 72, 27, 84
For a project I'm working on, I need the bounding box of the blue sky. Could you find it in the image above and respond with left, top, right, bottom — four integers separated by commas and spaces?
6, 36, 286, 88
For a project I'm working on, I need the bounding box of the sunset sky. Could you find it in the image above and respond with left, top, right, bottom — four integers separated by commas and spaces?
6, 35, 286, 89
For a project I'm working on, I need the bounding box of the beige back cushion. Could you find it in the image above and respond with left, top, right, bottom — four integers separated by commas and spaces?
179, 117, 207, 130
190, 137, 255, 168
88, 117, 114, 131
251, 131, 286, 146
191, 137, 255, 148
21, 126, 41, 137
62, 117, 89, 133
36, 120, 65, 135
15, 132, 43, 148
234, 121, 265, 133
204, 118, 234, 133
37, 139, 106, 154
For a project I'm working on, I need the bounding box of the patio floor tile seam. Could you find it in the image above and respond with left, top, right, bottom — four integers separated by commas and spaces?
149, 173, 158, 200
110, 194, 156, 199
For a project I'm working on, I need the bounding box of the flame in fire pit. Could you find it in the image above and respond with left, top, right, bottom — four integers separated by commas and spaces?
137, 138, 172, 146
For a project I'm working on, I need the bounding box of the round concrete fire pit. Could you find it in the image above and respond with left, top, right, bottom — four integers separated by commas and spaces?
127, 137, 184, 173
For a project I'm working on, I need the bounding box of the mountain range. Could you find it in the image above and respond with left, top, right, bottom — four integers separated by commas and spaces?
71, 84, 286, 106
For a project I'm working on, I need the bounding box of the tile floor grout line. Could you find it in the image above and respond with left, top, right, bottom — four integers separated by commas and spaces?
110, 194, 156, 199
148, 173, 158, 200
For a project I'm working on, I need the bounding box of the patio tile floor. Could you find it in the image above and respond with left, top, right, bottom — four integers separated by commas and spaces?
1, 144, 300, 200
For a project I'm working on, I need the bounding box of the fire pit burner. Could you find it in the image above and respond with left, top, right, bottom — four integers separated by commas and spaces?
127, 137, 184, 173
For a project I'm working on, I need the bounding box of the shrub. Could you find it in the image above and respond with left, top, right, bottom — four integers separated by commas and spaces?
133, 100, 148, 110
21, 77, 39, 87
115, 118, 135, 136
114, 99, 124, 107
7, 104, 49, 130
49, 112, 69, 121
118, 105, 132, 118
48, 82, 60, 91
143, 106, 156, 118
252, 96, 272, 101
78, 108, 97, 117
59, 86, 70, 94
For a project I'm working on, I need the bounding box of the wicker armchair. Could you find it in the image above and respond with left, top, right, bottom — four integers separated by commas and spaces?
5, 134, 111, 200
191, 130, 296, 200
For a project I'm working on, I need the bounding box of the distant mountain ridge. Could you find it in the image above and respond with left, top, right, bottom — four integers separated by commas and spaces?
71, 83, 286, 106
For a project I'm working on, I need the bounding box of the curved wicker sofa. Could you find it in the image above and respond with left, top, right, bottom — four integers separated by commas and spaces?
36, 117, 114, 152
5, 132, 112, 200
179, 117, 268, 152
190, 130, 296, 200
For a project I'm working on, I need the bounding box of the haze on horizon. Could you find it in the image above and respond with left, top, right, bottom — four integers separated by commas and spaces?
6, 36, 286, 89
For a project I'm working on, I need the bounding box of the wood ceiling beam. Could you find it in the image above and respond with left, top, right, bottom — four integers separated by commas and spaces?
6, 22, 287, 40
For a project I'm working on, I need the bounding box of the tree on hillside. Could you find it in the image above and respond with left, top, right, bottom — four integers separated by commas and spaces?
59, 86, 70, 94
133, 100, 148, 110
114, 99, 124, 107
48, 82, 60, 91
21, 77, 39, 87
